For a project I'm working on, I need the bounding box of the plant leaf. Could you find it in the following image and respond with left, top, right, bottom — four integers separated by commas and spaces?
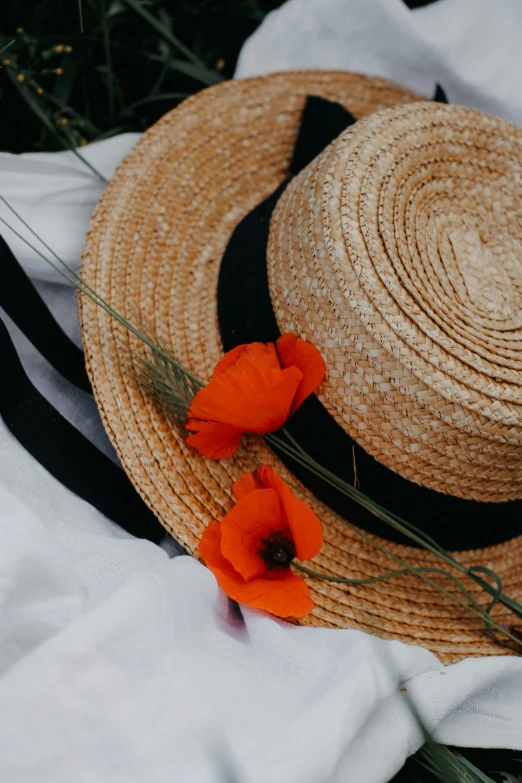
122, 91, 189, 112
6, 72, 107, 181
419, 744, 498, 783
120, 0, 223, 85
52, 54, 79, 104
0, 40, 15, 56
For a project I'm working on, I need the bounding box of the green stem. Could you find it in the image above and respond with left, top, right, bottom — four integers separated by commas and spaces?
0, 40, 15, 55
6, 71, 107, 182
292, 517, 519, 648
269, 430, 522, 623
99, 0, 115, 124
283, 429, 446, 551
121, 0, 223, 85
256, 439, 520, 648
294, 562, 517, 645
279, 429, 452, 554
78, 0, 84, 32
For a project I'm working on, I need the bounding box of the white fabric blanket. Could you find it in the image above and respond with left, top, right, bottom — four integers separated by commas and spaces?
2, 1, 522, 781
237, 0, 522, 127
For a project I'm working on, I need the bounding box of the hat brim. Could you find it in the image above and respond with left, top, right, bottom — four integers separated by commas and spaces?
80, 70, 520, 662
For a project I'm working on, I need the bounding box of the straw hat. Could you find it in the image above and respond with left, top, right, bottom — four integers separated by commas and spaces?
80, 71, 522, 663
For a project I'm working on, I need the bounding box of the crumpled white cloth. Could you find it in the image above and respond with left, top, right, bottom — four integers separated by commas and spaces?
0, 133, 141, 282
237, 0, 522, 128
2, 1, 522, 781
0, 134, 141, 454
2, 476, 522, 783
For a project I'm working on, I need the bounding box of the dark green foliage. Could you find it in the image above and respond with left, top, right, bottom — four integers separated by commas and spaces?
0, 0, 284, 152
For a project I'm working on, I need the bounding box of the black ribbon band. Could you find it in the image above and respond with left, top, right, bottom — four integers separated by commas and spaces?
0, 236, 165, 543
0, 236, 91, 392
218, 93, 522, 551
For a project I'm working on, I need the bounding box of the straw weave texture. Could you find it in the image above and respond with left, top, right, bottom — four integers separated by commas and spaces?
80, 72, 522, 662
269, 102, 522, 499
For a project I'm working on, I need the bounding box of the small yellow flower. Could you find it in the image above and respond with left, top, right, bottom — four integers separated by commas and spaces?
16, 73, 25, 82
55, 44, 64, 53
16, 27, 23, 34
36, 86, 44, 95
55, 67, 63, 75
59, 117, 68, 126
65, 45, 73, 53
216, 58, 225, 69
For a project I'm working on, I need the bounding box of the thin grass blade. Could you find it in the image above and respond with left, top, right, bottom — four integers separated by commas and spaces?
6, 72, 107, 182
120, 0, 224, 85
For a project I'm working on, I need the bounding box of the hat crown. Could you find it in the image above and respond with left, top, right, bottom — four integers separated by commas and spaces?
268, 101, 522, 501
449, 225, 521, 319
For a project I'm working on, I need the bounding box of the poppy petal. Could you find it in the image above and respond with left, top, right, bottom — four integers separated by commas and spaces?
199, 519, 246, 587
187, 363, 302, 434
200, 524, 314, 619
232, 468, 265, 501
213, 342, 281, 378
220, 488, 285, 581
212, 345, 247, 378
224, 569, 314, 619
200, 514, 315, 619
276, 333, 326, 413
254, 466, 323, 561
233, 342, 282, 372
186, 420, 242, 459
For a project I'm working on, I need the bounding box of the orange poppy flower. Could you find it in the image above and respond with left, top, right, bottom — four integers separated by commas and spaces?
186, 334, 325, 459
199, 465, 323, 619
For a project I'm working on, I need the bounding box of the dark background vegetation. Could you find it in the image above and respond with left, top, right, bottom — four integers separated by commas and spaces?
0, 0, 441, 155
0, 0, 285, 153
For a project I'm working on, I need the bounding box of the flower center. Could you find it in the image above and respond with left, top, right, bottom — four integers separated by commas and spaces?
258, 529, 296, 570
